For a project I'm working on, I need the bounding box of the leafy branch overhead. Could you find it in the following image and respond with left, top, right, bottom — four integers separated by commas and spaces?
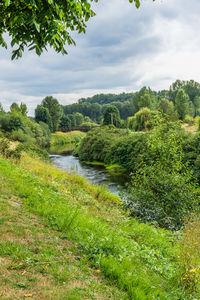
0, 0, 155, 59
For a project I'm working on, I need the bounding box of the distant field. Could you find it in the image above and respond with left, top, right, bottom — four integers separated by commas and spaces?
55, 131, 86, 136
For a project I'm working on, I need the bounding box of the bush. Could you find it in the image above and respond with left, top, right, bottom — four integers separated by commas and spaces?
78, 126, 125, 162
105, 133, 149, 172
0, 138, 22, 159
125, 167, 199, 230
0, 112, 24, 132
124, 122, 200, 230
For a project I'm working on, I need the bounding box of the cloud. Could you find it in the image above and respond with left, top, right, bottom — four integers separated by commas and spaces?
1, 0, 200, 115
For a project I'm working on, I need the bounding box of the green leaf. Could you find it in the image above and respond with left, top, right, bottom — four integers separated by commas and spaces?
5, 0, 10, 7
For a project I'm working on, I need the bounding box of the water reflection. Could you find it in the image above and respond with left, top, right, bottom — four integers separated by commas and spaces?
50, 154, 127, 196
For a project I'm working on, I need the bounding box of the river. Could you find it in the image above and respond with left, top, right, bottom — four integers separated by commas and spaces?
50, 154, 128, 197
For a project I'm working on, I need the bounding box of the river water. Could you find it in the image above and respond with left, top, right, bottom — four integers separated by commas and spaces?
50, 154, 127, 197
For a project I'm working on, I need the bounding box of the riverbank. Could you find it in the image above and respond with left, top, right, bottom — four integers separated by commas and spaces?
50, 131, 85, 155
0, 152, 197, 299
0, 173, 125, 299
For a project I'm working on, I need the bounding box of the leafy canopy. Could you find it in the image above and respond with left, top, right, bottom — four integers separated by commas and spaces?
0, 0, 155, 59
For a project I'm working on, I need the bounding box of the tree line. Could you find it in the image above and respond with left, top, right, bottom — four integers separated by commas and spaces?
2, 79, 200, 137
61, 80, 200, 127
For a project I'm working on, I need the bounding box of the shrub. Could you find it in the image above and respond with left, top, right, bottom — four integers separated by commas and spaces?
124, 122, 200, 230
125, 167, 199, 230
0, 138, 22, 159
78, 126, 125, 162
105, 133, 149, 172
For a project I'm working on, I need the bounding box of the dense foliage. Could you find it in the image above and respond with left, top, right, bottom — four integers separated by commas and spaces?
78, 123, 200, 229
0, 103, 50, 149
62, 81, 200, 125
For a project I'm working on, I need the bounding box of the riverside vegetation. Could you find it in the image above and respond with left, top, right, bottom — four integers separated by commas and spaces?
0, 82, 200, 298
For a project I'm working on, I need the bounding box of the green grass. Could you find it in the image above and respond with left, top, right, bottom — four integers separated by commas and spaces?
50, 131, 85, 146
0, 154, 196, 299
0, 176, 127, 299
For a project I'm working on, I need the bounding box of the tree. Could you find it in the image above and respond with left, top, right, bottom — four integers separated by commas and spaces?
128, 108, 162, 131
166, 102, 179, 121
42, 96, 62, 132
188, 101, 195, 117
35, 105, 52, 131
59, 115, 71, 129
20, 103, 28, 116
68, 114, 76, 127
193, 96, 200, 116
0, 103, 3, 112
175, 89, 189, 120
103, 105, 121, 127
10, 102, 20, 113
0, 0, 147, 59
170, 80, 200, 116
138, 93, 152, 109
158, 99, 178, 121
74, 112, 84, 126
158, 99, 170, 115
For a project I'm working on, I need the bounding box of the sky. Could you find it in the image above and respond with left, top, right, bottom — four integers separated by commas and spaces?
1, 0, 200, 115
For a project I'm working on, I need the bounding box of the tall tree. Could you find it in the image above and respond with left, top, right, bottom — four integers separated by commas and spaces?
193, 96, 200, 116
0, 0, 148, 59
74, 112, 84, 126
20, 103, 28, 116
103, 105, 121, 127
68, 114, 76, 127
174, 89, 189, 120
42, 96, 62, 132
138, 93, 152, 109
170, 80, 200, 116
158, 99, 170, 115
35, 105, 52, 131
59, 115, 71, 129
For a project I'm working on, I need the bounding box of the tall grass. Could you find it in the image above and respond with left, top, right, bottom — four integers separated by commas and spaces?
179, 215, 200, 292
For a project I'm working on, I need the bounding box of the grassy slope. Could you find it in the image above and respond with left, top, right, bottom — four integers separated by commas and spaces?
0, 154, 190, 299
0, 173, 126, 299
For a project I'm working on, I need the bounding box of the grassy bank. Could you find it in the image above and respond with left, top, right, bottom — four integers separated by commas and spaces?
0, 172, 126, 299
50, 131, 86, 155
50, 131, 85, 146
0, 153, 197, 299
